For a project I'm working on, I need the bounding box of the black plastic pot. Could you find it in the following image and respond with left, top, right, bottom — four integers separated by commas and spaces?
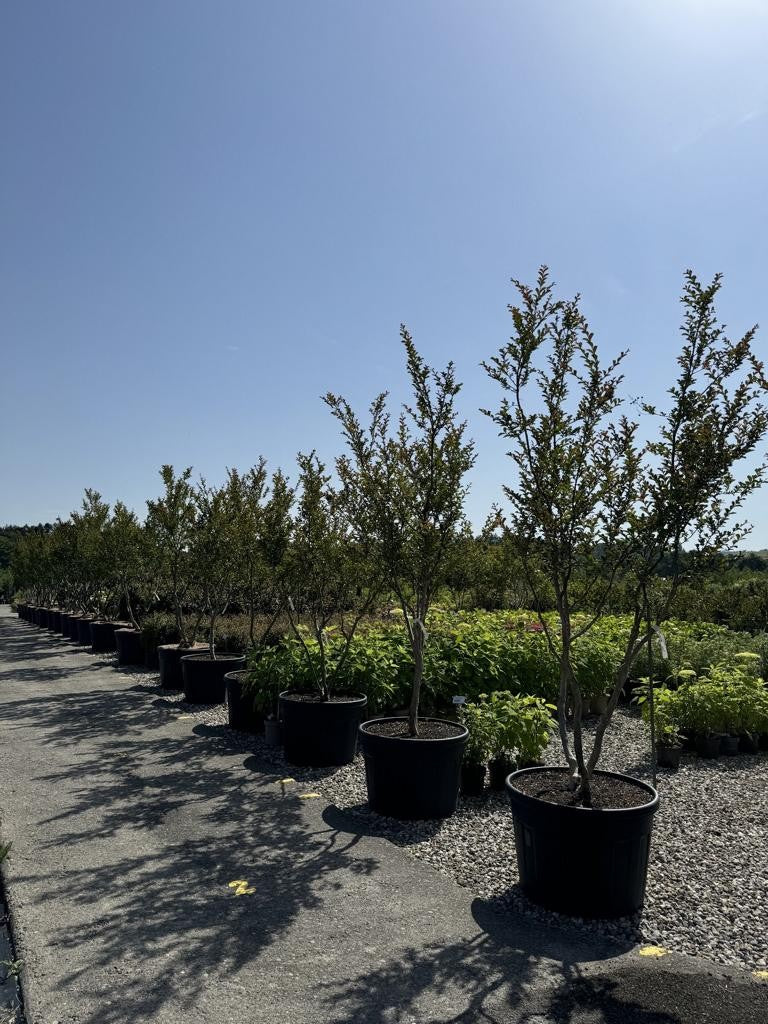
115, 628, 146, 666
47, 610, 60, 632
760, 732, 768, 751
460, 762, 485, 796
739, 733, 760, 754
489, 755, 516, 790
264, 718, 282, 746
66, 615, 83, 641
77, 617, 97, 645
656, 742, 683, 769
695, 733, 722, 758
506, 766, 659, 918
721, 734, 740, 756
181, 653, 246, 704
359, 717, 468, 820
280, 691, 367, 767
144, 638, 160, 670
225, 671, 264, 734
158, 643, 208, 690
90, 621, 119, 653
56, 611, 70, 635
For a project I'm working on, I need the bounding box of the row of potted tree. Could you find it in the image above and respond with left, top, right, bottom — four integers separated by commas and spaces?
12, 269, 768, 919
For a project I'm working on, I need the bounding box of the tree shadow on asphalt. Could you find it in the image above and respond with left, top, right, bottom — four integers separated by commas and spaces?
4, 618, 763, 1024
311, 891, 679, 1024
314, 888, 765, 1024
0, 647, 381, 1021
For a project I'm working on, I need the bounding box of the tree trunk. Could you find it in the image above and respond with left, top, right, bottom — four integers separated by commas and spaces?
407, 620, 425, 737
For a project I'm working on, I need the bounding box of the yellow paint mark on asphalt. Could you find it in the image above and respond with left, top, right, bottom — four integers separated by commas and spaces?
227, 880, 255, 896
638, 946, 668, 958
299, 793, 321, 799
177, 715, 193, 720
754, 970, 768, 981
279, 778, 295, 784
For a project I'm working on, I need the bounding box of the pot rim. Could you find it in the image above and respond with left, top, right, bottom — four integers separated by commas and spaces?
505, 766, 659, 815
360, 715, 469, 743
180, 652, 246, 663
157, 641, 209, 651
279, 689, 367, 705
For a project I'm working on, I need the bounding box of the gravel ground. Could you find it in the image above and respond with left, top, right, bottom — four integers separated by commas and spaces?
119, 659, 768, 975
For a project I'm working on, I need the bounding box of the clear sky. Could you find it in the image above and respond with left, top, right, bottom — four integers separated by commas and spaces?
2, 2, 767, 543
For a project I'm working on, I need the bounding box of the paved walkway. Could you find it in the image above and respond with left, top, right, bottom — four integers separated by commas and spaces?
0, 606, 765, 1024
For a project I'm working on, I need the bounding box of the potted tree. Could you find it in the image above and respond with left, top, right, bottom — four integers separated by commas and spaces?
224, 464, 294, 734
106, 503, 151, 666
484, 268, 768, 916
276, 452, 377, 767
180, 476, 245, 704
326, 327, 476, 818
145, 466, 208, 688
70, 489, 122, 652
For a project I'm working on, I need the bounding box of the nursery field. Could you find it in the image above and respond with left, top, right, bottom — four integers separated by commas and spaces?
11, 603, 768, 978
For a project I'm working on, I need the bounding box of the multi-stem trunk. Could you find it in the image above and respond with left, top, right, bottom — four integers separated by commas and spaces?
407, 617, 426, 737
125, 585, 139, 631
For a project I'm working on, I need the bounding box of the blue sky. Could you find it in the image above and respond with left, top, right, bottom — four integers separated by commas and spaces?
2, 2, 768, 543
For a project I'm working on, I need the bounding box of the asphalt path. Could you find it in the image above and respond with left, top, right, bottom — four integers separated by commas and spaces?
0, 606, 765, 1023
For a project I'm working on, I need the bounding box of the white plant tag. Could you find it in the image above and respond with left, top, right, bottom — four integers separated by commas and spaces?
652, 626, 668, 661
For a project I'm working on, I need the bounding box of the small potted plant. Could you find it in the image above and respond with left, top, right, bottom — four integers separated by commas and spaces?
458, 699, 492, 796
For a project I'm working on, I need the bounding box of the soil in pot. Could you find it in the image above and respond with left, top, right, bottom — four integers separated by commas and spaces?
506, 766, 659, 918
115, 628, 145, 666
359, 717, 468, 820
157, 643, 208, 690
279, 691, 367, 767
225, 671, 264, 734
181, 653, 246, 704
656, 742, 683, 770
488, 755, 516, 790
460, 761, 485, 796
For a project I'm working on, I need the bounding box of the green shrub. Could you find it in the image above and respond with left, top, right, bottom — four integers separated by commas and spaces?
461, 691, 555, 766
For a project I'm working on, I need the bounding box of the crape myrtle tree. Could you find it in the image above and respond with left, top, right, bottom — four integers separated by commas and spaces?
103, 502, 149, 630
326, 328, 476, 735
189, 476, 241, 658
226, 463, 294, 648
145, 466, 197, 646
282, 451, 377, 699
71, 489, 115, 620
11, 529, 52, 608
484, 267, 768, 804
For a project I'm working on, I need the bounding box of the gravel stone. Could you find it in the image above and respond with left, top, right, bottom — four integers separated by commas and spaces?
118, 659, 768, 974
